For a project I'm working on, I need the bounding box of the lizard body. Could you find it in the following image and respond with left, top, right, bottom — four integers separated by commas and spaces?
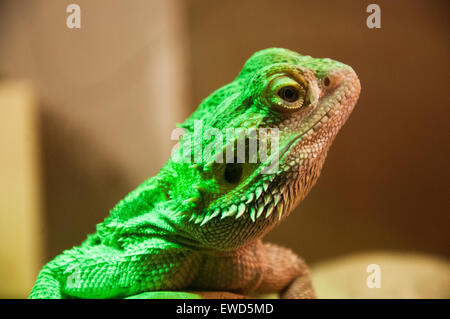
29, 48, 360, 299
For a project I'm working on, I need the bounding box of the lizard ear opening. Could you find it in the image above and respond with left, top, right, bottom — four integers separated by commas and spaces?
224, 162, 243, 184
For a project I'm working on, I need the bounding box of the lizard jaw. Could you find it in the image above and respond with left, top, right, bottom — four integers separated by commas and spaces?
274, 66, 361, 211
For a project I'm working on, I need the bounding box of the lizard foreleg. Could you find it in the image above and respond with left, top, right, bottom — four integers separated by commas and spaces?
30, 241, 201, 299
257, 243, 316, 299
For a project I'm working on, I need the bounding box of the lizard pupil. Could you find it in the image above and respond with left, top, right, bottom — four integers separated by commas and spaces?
278, 86, 299, 103
224, 163, 243, 184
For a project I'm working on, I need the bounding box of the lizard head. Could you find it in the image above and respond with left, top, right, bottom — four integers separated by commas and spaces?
161, 48, 360, 249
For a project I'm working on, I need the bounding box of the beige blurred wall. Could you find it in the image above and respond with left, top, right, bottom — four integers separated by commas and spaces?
0, 81, 42, 298
0, 0, 190, 181
0, 0, 191, 265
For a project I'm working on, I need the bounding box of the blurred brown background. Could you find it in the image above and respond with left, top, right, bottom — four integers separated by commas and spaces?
0, 0, 448, 297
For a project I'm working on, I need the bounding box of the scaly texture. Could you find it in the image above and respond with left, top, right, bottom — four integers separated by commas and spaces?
29, 48, 360, 299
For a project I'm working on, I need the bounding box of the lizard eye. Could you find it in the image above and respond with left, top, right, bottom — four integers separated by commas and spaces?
224, 163, 243, 184
278, 86, 300, 102
268, 75, 309, 113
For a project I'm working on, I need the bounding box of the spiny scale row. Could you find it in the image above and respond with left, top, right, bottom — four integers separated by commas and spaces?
187, 172, 300, 226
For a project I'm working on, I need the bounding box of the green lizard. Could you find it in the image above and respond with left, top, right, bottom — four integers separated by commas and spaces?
29, 48, 360, 299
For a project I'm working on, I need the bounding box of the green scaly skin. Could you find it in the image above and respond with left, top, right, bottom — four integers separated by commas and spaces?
29, 48, 360, 299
